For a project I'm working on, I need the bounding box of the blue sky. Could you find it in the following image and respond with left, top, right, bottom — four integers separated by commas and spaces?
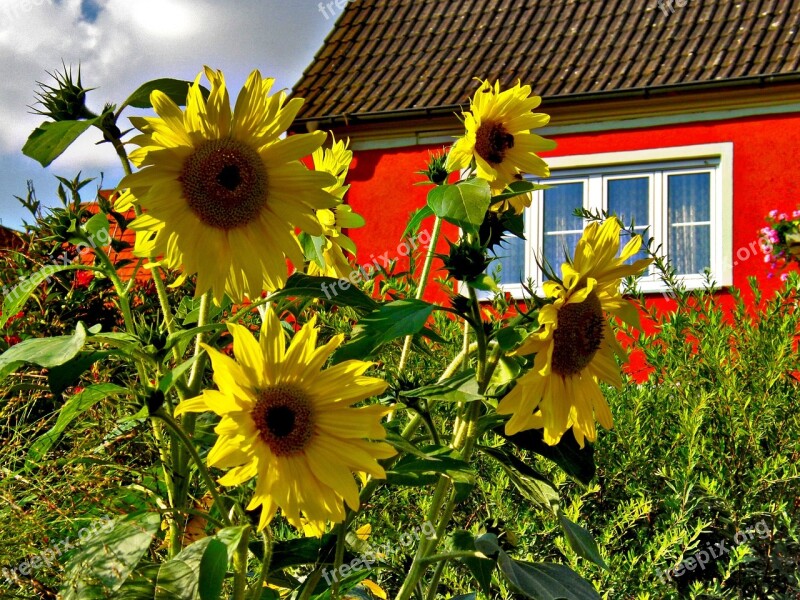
0, 0, 339, 229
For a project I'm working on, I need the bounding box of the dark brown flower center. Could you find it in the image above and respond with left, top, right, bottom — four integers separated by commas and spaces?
551, 291, 605, 377
474, 121, 515, 164
180, 139, 267, 230
251, 385, 314, 456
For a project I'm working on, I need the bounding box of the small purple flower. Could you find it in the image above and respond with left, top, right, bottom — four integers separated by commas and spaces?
769, 209, 779, 218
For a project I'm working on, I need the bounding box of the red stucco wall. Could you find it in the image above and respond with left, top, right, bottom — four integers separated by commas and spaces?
345, 112, 800, 310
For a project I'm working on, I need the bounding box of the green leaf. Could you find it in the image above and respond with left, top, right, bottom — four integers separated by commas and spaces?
155, 560, 195, 600
498, 427, 596, 486
1, 264, 93, 328
60, 512, 160, 600
450, 530, 495, 596
47, 350, 113, 394
299, 232, 328, 269
401, 204, 434, 240
427, 178, 491, 233
27, 383, 129, 461
269, 272, 378, 313
469, 274, 500, 293
0, 323, 87, 384
558, 513, 608, 570
332, 299, 435, 363
490, 180, 549, 204
197, 541, 227, 600
496, 557, 600, 600
158, 355, 199, 394
388, 445, 475, 498
480, 446, 560, 515
77, 212, 110, 246
400, 370, 482, 403
23, 118, 100, 167
123, 78, 210, 109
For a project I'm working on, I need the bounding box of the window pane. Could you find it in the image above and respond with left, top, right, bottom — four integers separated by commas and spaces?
542, 182, 584, 279
608, 177, 650, 268
668, 172, 711, 275
668, 173, 710, 223
543, 232, 582, 277
544, 182, 584, 232
608, 177, 649, 226
670, 224, 710, 274
489, 235, 526, 285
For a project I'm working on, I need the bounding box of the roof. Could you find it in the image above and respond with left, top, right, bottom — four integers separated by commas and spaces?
291, 0, 800, 124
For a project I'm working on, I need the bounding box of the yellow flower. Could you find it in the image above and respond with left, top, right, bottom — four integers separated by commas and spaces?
306, 137, 365, 278
175, 308, 396, 532
497, 219, 652, 447
119, 67, 337, 302
446, 80, 556, 191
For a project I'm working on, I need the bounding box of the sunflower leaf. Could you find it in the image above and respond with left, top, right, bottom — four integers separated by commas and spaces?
558, 512, 608, 570
22, 117, 100, 167
427, 178, 491, 234
402, 204, 435, 240
269, 272, 378, 313
331, 299, 434, 363
122, 78, 211, 110
497, 427, 596, 485
479, 446, 560, 515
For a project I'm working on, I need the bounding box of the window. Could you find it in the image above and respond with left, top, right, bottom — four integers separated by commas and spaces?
488, 143, 733, 294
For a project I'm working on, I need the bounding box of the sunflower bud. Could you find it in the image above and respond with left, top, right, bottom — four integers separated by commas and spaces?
418, 150, 449, 185
438, 238, 492, 282
32, 63, 95, 122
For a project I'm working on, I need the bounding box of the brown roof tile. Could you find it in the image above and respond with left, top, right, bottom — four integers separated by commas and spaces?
291, 0, 800, 123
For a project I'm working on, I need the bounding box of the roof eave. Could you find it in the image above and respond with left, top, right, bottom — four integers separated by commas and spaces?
290, 72, 800, 132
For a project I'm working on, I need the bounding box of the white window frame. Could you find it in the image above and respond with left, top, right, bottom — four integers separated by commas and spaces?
489, 143, 733, 296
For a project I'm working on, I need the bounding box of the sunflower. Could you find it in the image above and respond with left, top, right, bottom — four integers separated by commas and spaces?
120, 67, 337, 302
175, 308, 396, 532
446, 80, 556, 191
496, 219, 652, 446
305, 137, 365, 278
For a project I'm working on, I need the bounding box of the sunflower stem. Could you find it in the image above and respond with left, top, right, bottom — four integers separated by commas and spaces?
233, 525, 251, 600
249, 529, 273, 600
153, 408, 233, 527
397, 215, 443, 375
395, 286, 488, 600
332, 522, 347, 598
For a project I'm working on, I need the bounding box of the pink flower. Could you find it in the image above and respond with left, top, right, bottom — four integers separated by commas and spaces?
780, 273, 789, 282
769, 209, 778, 218
779, 213, 788, 221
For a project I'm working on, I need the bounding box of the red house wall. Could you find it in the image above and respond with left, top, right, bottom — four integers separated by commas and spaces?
345, 112, 800, 311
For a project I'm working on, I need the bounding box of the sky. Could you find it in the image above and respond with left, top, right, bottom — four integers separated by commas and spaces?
0, 0, 340, 230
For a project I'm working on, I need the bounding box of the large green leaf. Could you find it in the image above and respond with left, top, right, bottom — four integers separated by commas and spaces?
427, 178, 491, 233
558, 513, 608, 570
450, 530, 495, 596
498, 427, 596, 486
269, 272, 378, 313
332, 299, 435, 363
388, 445, 474, 500
122, 78, 210, 109
496, 557, 600, 600
475, 535, 599, 600
400, 370, 482, 403
23, 117, 100, 167
60, 512, 160, 600
0, 323, 88, 384
27, 383, 129, 461
1, 264, 94, 328
47, 350, 114, 394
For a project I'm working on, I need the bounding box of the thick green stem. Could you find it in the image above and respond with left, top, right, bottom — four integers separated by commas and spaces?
397, 215, 443, 373
331, 522, 347, 598
249, 529, 273, 600
233, 525, 251, 600
153, 409, 232, 527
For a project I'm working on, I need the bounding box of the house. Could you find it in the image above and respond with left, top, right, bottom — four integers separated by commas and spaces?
289, 0, 800, 312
